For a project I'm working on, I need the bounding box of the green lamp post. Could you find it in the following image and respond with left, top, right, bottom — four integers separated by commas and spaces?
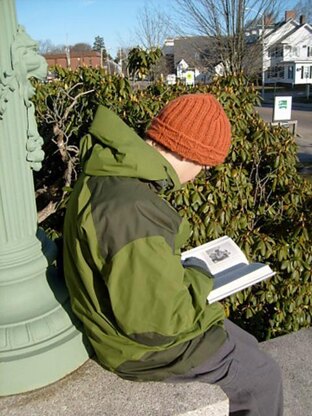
0, 0, 90, 396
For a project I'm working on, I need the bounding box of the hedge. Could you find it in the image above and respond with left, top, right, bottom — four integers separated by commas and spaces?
32, 66, 312, 340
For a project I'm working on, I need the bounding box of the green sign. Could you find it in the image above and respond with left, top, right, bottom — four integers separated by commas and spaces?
278, 100, 288, 109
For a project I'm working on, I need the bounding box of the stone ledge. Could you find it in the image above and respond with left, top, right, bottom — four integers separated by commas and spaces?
260, 327, 312, 416
3, 327, 311, 415
1, 359, 229, 416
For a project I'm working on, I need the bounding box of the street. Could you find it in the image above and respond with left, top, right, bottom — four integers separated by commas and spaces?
255, 105, 312, 163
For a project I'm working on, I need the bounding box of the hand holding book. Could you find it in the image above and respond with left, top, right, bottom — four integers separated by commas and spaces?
182, 236, 275, 304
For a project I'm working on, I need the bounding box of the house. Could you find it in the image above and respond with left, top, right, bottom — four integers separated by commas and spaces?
44, 50, 102, 70
176, 58, 189, 79
246, 10, 312, 85
163, 36, 221, 84
165, 10, 312, 86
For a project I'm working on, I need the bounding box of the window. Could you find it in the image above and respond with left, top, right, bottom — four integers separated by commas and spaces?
301, 65, 309, 79
268, 67, 277, 78
268, 66, 284, 79
291, 46, 300, 57
300, 66, 310, 79
280, 67, 285, 78
288, 66, 294, 79
268, 67, 275, 78
269, 46, 283, 58
310, 66, 312, 78
308, 47, 312, 57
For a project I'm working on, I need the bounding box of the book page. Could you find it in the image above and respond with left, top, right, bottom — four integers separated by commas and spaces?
182, 236, 248, 275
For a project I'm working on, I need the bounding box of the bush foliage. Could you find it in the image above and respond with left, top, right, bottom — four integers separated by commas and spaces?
32, 66, 312, 340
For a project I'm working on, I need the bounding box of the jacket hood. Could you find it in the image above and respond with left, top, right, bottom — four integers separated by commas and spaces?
80, 106, 181, 191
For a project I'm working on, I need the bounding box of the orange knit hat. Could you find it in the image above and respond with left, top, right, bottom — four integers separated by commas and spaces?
146, 94, 231, 166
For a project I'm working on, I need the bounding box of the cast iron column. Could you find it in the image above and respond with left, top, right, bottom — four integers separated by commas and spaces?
0, 0, 90, 395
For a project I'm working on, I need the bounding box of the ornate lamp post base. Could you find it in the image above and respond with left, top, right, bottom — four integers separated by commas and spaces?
1, 293, 90, 396
0, 1, 91, 395
0, 232, 92, 397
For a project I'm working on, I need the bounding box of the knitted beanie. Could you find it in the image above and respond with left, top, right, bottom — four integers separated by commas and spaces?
146, 94, 231, 166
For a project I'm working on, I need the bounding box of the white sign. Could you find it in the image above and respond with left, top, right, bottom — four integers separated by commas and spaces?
185, 71, 195, 86
273, 96, 292, 121
166, 74, 176, 85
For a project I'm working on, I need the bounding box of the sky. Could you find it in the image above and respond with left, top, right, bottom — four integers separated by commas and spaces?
15, 0, 172, 57
15, 0, 298, 58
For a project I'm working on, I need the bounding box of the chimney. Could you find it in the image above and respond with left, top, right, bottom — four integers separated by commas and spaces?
285, 10, 296, 21
264, 15, 273, 26
300, 15, 306, 25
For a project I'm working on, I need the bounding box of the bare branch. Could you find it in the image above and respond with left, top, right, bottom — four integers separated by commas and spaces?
63, 88, 94, 120
35, 186, 48, 198
135, 4, 173, 49
174, 0, 282, 74
50, 86, 94, 162
37, 201, 58, 224
36, 82, 96, 225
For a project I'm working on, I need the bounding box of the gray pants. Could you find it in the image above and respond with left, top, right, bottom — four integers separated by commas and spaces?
167, 320, 283, 416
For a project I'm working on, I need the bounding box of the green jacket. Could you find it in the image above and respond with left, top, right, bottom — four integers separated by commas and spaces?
63, 105, 226, 381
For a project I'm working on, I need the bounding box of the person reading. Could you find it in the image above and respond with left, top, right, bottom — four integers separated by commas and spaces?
63, 94, 283, 415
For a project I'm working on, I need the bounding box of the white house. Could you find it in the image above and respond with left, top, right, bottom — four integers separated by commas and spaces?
163, 36, 223, 84
246, 11, 312, 85
176, 59, 189, 79
164, 11, 312, 85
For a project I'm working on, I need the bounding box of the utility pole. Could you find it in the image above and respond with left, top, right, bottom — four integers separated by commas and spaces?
65, 33, 71, 68
119, 47, 123, 74
100, 47, 104, 68
246, 8, 266, 98
261, 14, 265, 98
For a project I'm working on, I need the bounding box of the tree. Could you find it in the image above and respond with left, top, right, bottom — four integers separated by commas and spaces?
70, 43, 92, 52
93, 36, 106, 54
127, 47, 163, 80
93, 36, 107, 66
294, 0, 312, 23
174, 0, 280, 75
38, 39, 67, 54
135, 4, 173, 49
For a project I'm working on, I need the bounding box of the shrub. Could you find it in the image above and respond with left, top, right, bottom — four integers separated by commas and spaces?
32, 66, 312, 340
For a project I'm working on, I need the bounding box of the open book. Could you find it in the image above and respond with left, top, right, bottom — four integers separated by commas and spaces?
181, 236, 275, 304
